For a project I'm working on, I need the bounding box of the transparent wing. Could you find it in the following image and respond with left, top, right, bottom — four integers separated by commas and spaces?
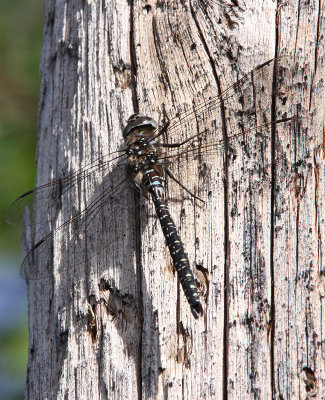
153, 56, 303, 199
6, 150, 128, 227
9, 56, 300, 280
160, 116, 302, 202
7, 57, 286, 227
155, 57, 292, 146
162, 116, 298, 167
21, 172, 131, 280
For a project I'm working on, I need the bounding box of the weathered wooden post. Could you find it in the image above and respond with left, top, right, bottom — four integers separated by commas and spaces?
22, 0, 324, 398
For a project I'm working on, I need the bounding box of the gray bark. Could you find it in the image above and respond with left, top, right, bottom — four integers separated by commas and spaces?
25, 0, 324, 399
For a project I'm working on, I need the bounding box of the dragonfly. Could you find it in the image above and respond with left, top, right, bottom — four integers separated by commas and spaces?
6, 58, 299, 318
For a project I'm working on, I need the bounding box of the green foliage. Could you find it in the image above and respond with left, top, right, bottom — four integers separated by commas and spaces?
0, 1, 43, 399
0, 0, 43, 254
0, 322, 28, 377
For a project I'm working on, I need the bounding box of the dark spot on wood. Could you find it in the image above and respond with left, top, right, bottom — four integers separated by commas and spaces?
111, 380, 116, 391
87, 296, 98, 343
230, 206, 237, 218
113, 60, 131, 89
59, 330, 69, 344
243, 314, 254, 326
229, 319, 237, 327
195, 264, 209, 301
223, 12, 239, 30
199, 162, 209, 178
58, 39, 79, 59
99, 277, 112, 291
226, 48, 236, 61
176, 349, 182, 363
177, 322, 193, 367
143, 4, 151, 13
302, 367, 318, 396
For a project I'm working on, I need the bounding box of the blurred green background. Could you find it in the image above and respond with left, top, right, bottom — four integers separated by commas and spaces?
0, 0, 43, 398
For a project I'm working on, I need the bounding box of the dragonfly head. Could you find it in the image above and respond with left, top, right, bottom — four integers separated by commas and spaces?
123, 114, 157, 140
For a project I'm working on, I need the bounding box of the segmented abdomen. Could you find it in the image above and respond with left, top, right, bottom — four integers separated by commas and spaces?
146, 176, 203, 318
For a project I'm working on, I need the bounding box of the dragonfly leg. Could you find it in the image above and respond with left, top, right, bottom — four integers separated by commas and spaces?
161, 133, 200, 148
165, 168, 204, 203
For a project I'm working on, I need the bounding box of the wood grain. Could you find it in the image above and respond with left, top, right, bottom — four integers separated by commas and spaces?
25, 0, 324, 399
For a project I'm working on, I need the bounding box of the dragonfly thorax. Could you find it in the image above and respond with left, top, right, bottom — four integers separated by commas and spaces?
124, 114, 164, 194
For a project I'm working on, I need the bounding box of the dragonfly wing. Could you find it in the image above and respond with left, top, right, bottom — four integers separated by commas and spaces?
6, 150, 127, 227
162, 117, 300, 202
159, 57, 294, 147
157, 56, 303, 201
21, 176, 131, 280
